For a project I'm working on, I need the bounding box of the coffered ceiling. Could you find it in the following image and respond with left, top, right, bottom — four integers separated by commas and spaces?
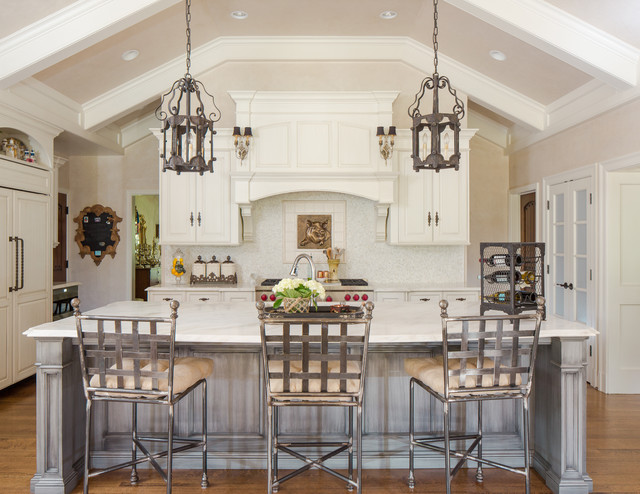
1, 0, 639, 155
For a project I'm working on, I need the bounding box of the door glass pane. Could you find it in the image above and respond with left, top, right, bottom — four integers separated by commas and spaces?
555, 255, 565, 317
576, 291, 587, 324
555, 193, 564, 222
555, 225, 564, 252
576, 257, 587, 289
576, 224, 587, 255
576, 189, 587, 221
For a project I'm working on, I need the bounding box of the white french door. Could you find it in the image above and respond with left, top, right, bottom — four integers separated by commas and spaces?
548, 176, 596, 381
604, 172, 640, 393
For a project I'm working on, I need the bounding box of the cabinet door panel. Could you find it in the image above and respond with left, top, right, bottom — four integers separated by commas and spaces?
0, 304, 10, 389
397, 151, 433, 243
14, 295, 46, 380
15, 192, 49, 298
196, 153, 230, 244
160, 172, 196, 244
432, 163, 468, 244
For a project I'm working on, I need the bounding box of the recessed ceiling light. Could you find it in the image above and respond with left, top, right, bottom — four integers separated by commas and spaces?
489, 49, 507, 62
231, 10, 248, 19
380, 10, 397, 20
121, 49, 139, 62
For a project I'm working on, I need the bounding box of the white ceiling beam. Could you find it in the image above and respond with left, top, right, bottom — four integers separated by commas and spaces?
81, 36, 547, 131
468, 111, 509, 149
0, 0, 181, 90
446, 0, 640, 89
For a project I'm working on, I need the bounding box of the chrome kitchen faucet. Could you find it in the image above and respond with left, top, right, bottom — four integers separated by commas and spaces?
290, 253, 316, 281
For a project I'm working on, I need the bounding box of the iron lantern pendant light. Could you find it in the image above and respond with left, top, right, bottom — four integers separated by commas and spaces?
408, 0, 465, 172
156, 0, 221, 175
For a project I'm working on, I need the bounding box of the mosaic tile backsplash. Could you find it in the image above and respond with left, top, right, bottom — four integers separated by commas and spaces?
162, 191, 465, 285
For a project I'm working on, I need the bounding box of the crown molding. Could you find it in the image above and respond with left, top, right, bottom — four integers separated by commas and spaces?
446, 0, 640, 89
1, 78, 123, 154
82, 36, 547, 132
468, 110, 509, 149
0, 0, 181, 90
510, 79, 640, 152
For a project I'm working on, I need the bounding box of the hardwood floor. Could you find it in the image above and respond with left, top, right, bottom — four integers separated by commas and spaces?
1, 377, 639, 493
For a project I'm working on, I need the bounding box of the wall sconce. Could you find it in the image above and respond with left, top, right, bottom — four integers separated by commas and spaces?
376, 126, 396, 165
233, 126, 252, 162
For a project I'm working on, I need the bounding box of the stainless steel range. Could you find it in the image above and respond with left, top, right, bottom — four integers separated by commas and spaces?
255, 278, 373, 303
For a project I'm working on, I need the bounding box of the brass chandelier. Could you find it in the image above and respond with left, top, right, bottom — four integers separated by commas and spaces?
156, 0, 221, 175
408, 0, 465, 172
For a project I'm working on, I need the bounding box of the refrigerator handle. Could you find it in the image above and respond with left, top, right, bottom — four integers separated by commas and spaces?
17, 236, 24, 291
8, 236, 18, 292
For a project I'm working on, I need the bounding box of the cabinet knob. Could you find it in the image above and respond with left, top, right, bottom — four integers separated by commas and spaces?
420, 298, 431, 302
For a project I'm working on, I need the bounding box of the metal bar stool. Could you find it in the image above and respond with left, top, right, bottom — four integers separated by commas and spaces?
256, 301, 374, 494
406, 297, 544, 494
72, 298, 213, 494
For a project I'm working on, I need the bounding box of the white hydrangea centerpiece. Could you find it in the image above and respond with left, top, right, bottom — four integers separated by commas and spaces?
272, 278, 326, 310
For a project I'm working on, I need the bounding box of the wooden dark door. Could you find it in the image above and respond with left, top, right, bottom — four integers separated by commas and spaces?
52, 192, 67, 283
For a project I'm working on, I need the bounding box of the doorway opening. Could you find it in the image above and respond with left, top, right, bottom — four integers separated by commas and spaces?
132, 195, 160, 301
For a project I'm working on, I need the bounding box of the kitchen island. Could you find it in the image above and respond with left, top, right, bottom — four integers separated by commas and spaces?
26, 301, 595, 494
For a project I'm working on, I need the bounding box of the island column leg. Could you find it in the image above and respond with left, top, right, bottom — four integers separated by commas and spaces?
30, 337, 84, 494
533, 336, 593, 494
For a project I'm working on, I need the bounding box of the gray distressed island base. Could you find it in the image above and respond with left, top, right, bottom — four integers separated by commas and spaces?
25, 301, 595, 494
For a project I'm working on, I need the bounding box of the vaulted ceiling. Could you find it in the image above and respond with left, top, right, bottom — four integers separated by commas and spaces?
1, 0, 639, 155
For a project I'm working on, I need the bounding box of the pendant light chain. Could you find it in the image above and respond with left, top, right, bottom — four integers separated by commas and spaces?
433, 0, 439, 76
185, 0, 192, 76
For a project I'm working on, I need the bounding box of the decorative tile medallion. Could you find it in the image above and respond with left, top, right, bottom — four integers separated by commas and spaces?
297, 214, 332, 249
283, 200, 346, 263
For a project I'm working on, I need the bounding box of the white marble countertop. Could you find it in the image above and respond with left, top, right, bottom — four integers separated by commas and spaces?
146, 284, 256, 292
25, 300, 597, 344
374, 284, 480, 292
52, 281, 81, 290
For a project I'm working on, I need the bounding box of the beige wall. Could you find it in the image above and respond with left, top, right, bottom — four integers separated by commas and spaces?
66, 135, 158, 310
510, 98, 640, 188
467, 136, 510, 286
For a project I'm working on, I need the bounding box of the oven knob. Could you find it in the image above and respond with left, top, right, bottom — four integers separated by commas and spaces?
353, 294, 360, 301
362, 294, 368, 301
326, 296, 333, 302
344, 294, 351, 301
270, 294, 276, 301
261, 294, 267, 301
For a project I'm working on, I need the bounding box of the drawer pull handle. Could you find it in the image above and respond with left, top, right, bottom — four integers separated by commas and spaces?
199, 297, 209, 302
162, 297, 172, 301
427, 212, 431, 227
420, 298, 431, 302
190, 212, 194, 226
456, 297, 466, 301
435, 211, 439, 226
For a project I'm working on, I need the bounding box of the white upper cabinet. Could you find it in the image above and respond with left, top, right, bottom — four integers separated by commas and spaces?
388, 129, 475, 245
159, 147, 241, 245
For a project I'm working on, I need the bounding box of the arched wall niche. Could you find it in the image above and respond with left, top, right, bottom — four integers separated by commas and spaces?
0, 109, 61, 168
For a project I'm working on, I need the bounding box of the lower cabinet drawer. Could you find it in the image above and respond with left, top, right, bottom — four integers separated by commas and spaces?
375, 291, 406, 302
148, 291, 186, 303
187, 292, 221, 303
221, 291, 255, 302
442, 291, 480, 304
407, 291, 442, 304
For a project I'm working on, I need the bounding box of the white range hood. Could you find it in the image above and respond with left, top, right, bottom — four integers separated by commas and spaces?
229, 90, 399, 241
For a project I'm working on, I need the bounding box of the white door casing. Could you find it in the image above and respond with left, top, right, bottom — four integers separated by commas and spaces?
604, 172, 640, 393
